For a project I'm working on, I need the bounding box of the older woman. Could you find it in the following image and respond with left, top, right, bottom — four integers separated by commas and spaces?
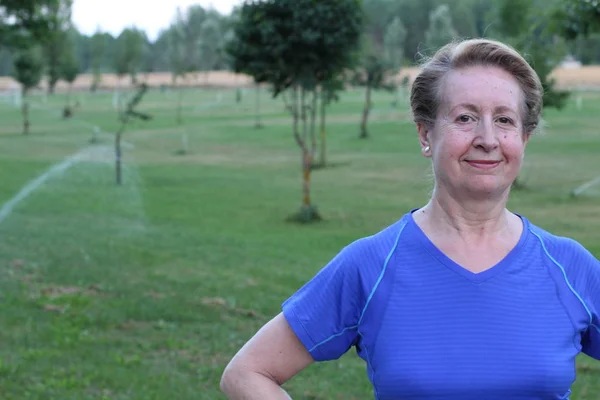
220, 38, 600, 399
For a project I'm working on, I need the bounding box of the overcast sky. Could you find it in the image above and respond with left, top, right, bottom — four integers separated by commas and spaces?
72, 0, 243, 41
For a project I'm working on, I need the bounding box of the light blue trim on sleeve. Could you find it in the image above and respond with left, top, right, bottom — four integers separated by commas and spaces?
530, 229, 593, 327
358, 218, 407, 325
308, 324, 359, 353
308, 219, 408, 354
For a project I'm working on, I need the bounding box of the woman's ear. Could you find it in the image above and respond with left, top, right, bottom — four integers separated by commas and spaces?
417, 123, 431, 157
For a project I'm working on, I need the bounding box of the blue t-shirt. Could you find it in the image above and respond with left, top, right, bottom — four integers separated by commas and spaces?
282, 210, 600, 400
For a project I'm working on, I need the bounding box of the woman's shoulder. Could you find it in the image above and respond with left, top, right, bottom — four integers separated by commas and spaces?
525, 217, 600, 280
306, 213, 412, 288
340, 213, 412, 266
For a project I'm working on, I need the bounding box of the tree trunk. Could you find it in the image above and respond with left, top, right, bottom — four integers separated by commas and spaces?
360, 84, 372, 139
21, 90, 29, 135
320, 89, 327, 167
300, 87, 307, 145
115, 131, 123, 185
309, 89, 318, 162
302, 148, 311, 207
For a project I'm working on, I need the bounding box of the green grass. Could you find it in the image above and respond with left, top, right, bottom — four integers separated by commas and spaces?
0, 86, 599, 399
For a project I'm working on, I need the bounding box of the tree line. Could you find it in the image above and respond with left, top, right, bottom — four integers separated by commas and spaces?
3, 0, 600, 87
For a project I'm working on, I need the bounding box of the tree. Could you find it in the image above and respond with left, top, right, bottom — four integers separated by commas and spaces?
13, 47, 44, 135
550, 0, 600, 40
60, 31, 79, 118
491, 0, 570, 110
424, 4, 458, 53
114, 83, 152, 185
362, 0, 396, 53
42, 0, 73, 95
113, 27, 145, 85
168, 9, 187, 125
167, 9, 190, 155
89, 28, 106, 91
352, 48, 396, 139
392, 0, 440, 64
384, 17, 407, 71
227, 0, 364, 223
199, 17, 222, 83
183, 5, 207, 80
0, 0, 61, 48
383, 16, 407, 107
113, 27, 145, 111
317, 73, 346, 168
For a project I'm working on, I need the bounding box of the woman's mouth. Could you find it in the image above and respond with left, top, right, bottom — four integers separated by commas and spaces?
465, 160, 501, 169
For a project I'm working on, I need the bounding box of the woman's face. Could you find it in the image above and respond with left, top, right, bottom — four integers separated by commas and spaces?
418, 65, 529, 200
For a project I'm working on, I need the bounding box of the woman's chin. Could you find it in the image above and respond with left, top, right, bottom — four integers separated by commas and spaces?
460, 178, 513, 198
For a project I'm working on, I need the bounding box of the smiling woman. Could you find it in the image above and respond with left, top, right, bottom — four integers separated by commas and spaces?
220, 38, 600, 400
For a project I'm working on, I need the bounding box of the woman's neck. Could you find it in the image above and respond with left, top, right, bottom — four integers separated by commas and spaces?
415, 186, 516, 240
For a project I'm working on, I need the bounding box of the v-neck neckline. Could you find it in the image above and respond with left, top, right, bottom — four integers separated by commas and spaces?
407, 209, 530, 284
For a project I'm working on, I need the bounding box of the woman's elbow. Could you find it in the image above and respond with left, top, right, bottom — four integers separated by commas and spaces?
220, 364, 287, 399
219, 363, 239, 395
219, 363, 257, 396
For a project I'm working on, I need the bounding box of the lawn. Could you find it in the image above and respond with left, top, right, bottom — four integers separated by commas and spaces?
0, 85, 599, 399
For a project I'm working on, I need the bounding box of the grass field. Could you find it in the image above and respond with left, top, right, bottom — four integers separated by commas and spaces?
0, 85, 599, 400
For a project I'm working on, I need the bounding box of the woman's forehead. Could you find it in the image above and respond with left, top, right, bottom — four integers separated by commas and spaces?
439, 66, 523, 112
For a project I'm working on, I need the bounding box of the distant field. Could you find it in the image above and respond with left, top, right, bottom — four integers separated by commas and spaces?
1, 64, 600, 93
0, 86, 599, 399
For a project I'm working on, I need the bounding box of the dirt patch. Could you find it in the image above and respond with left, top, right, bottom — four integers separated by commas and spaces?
201, 296, 264, 320
5, 65, 597, 96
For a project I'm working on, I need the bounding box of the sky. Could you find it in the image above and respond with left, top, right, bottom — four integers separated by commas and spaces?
71, 0, 243, 41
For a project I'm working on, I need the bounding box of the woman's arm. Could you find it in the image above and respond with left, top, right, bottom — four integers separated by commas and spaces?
220, 312, 314, 399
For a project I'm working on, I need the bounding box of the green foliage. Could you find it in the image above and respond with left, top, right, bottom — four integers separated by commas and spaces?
60, 41, 79, 84
0, 0, 61, 48
199, 18, 222, 71
572, 33, 600, 64
351, 54, 395, 91
490, 0, 570, 110
227, 0, 364, 95
424, 4, 458, 53
449, 1, 478, 38
322, 74, 346, 106
12, 47, 44, 92
114, 28, 146, 82
522, 33, 570, 110
168, 8, 187, 80
383, 17, 407, 71
90, 29, 106, 90
393, 0, 440, 63
42, 0, 73, 94
550, 0, 600, 39
227, 0, 364, 220
362, 0, 397, 52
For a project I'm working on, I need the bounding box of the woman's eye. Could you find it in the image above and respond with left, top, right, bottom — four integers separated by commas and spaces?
497, 117, 513, 124
458, 115, 472, 123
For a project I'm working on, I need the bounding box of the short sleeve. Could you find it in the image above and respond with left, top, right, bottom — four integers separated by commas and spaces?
580, 249, 600, 359
282, 241, 369, 362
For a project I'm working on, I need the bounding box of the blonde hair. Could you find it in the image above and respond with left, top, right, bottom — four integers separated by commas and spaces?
410, 38, 544, 134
